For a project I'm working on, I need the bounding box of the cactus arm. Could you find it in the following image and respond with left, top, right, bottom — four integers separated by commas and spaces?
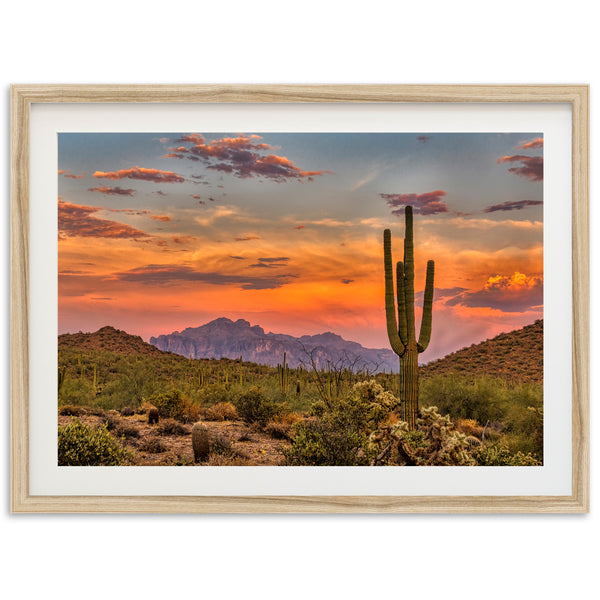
403, 206, 416, 344
418, 260, 435, 352
396, 261, 408, 345
383, 229, 405, 356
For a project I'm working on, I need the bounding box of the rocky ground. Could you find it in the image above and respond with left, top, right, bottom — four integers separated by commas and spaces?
58, 408, 291, 466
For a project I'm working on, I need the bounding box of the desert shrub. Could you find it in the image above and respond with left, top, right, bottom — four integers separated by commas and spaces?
103, 412, 120, 431
156, 418, 190, 436
456, 418, 483, 438
58, 419, 129, 466
114, 421, 140, 438
264, 413, 301, 440
203, 402, 239, 422
140, 436, 167, 453
199, 384, 231, 405
58, 404, 86, 417
86, 406, 106, 417
120, 407, 134, 416
420, 375, 507, 423
206, 436, 252, 466
234, 387, 280, 426
474, 443, 541, 466
59, 378, 96, 407
149, 389, 199, 423
136, 401, 156, 415
420, 374, 543, 456
285, 380, 398, 466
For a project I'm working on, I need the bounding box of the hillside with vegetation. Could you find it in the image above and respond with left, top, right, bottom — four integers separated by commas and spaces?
57, 320, 543, 467
420, 320, 543, 383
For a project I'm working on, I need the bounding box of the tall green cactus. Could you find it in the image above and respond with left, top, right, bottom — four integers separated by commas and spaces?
383, 206, 435, 430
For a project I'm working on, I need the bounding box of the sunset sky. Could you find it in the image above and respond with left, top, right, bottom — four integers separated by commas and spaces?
58, 132, 543, 362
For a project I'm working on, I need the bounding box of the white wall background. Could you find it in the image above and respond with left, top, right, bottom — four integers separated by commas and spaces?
1, 2, 596, 599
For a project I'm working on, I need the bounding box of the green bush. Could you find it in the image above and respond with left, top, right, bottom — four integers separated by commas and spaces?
58, 419, 130, 466
234, 387, 280, 426
58, 378, 96, 407
285, 380, 398, 466
420, 375, 506, 423
199, 384, 231, 406
148, 389, 199, 423
420, 374, 543, 459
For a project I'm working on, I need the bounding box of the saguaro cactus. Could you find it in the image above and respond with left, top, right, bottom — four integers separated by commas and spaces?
383, 206, 435, 430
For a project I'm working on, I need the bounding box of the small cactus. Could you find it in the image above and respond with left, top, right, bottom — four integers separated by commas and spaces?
192, 423, 210, 463
148, 407, 159, 425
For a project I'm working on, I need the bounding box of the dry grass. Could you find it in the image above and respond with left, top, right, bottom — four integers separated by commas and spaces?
139, 436, 167, 453
114, 421, 140, 438
136, 401, 157, 415
264, 412, 302, 440
202, 402, 239, 421
156, 418, 190, 436
58, 404, 87, 417
456, 418, 484, 438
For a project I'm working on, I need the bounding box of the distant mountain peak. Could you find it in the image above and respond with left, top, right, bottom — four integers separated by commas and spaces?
150, 317, 396, 372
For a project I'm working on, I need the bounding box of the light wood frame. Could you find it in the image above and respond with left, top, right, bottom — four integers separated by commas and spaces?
11, 84, 589, 513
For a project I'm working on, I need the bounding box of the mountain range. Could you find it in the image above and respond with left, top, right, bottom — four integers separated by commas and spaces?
58, 319, 543, 382
150, 317, 398, 372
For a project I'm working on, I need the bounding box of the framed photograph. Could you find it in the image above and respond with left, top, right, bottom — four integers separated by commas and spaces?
11, 84, 589, 513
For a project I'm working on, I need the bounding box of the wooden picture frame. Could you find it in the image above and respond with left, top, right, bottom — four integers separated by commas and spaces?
11, 84, 589, 513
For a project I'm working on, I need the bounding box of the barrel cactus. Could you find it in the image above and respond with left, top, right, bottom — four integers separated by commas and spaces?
148, 407, 159, 425
383, 205, 435, 430
192, 422, 210, 463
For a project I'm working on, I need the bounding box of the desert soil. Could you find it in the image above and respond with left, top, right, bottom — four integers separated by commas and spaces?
58, 412, 290, 466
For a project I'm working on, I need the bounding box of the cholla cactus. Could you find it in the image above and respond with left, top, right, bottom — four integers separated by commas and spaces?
368, 406, 476, 466
352, 380, 399, 425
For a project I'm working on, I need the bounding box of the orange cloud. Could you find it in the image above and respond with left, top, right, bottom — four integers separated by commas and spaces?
58, 169, 86, 179
108, 208, 150, 216
167, 133, 333, 182
111, 264, 295, 290
445, 272, 542, 312
497, 155, 543, 181
172, 235, 197, 244
150, 215, 172, 222
58, 200, 151, 240
380, 190, 449, 215
88, 186, 135, 196
515, 137, 543, 150
93, 166, 184, 183
234, 235, 261, 242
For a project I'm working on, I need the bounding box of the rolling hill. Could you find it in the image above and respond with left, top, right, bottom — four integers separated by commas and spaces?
420, 319, 543, 383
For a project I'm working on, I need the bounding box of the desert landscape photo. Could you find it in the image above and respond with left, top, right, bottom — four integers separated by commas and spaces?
57, 131, 543, 466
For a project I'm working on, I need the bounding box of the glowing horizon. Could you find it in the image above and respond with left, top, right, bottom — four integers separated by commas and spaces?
58, 132, 543, 362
